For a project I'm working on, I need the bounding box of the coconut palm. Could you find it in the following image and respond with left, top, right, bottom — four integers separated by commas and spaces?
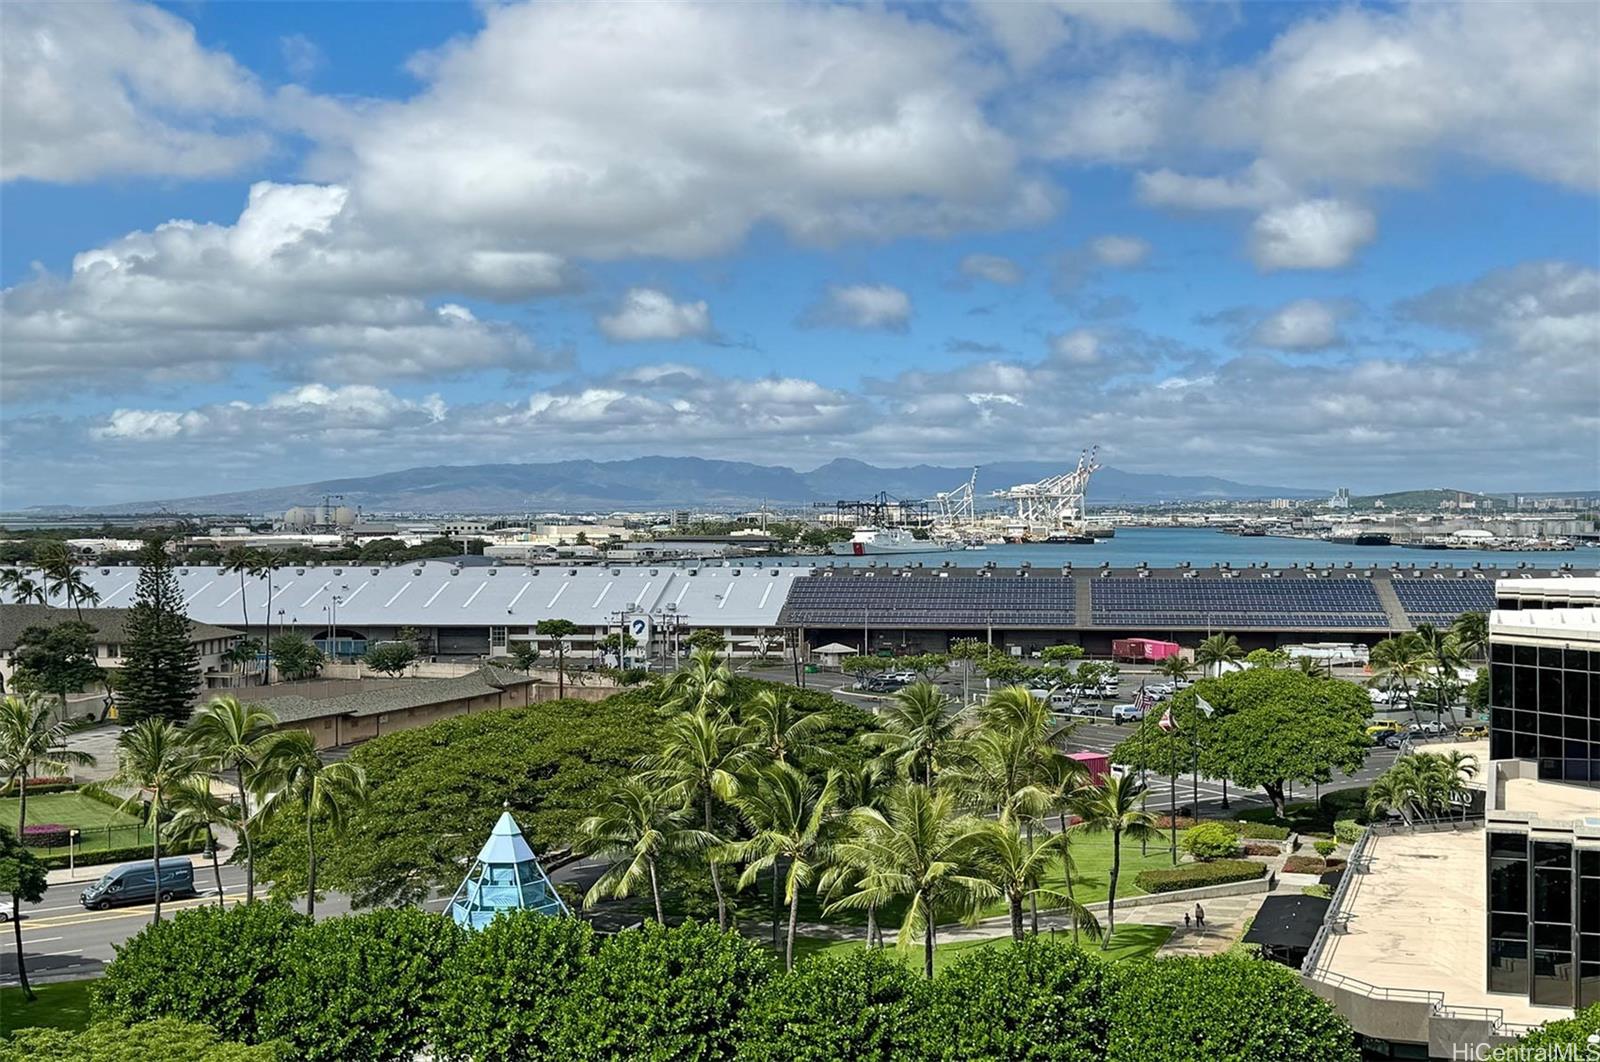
1037, 751, 1094, 941
1368, 633, 1428, 726
1068, 773, 1159, 949
1194, 633, 1244, 678
638, 707, 753, 930
739, 687, 832, 765
1294, 656, 1331, 678
221, 546, 260, 638
1451, 611, 1489, 662
973, 817, 1101, 944
1415, 624, 1466, 725
0, 693, 98, 837
662, 647, 733, 716
186, 696, 281, 902
726, 762, 842, 970
1157, 656, 1195, 684
89, 719, 201, 924
0, 570, 49, 606
253, 730, 368, 918
819, 762, 891, 947
863, 682, 960, 786
35, 542, 100, 621
165, 778, 235, 907
824, 784, 997, 979
575, 777, 714, 923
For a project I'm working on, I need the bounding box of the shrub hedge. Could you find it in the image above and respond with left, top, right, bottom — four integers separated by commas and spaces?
36, 836, 205, 871
21, 824, 73, 847
1236, 822, 1291, 841
1242, 843, 1280, 857
1320, 787, 1371, 826
0, 1018, 287, 1062
1134, 860, 1266, 894
98, 904, 1357, 1061
1282, 855, 1347, 875
1180, 822, 1240, 861
1333, 819, 1363, 845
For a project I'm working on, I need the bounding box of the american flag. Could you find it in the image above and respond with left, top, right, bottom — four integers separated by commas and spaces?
1135, 683, 1156, 715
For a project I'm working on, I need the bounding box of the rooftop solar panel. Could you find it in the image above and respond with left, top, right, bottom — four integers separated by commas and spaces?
1391, 579, 1495, 626
1089, 578, 1387, 629
779, 576, 1075, 628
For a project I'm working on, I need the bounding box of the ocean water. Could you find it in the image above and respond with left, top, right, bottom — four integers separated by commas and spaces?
771, 526, 1597, 572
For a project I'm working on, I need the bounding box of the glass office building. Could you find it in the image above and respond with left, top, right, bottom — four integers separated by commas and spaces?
1487, 832, 1600, 1007
1488, 642, 1600, 786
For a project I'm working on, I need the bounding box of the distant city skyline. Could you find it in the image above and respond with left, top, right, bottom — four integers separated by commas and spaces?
2, 1, 1597, 508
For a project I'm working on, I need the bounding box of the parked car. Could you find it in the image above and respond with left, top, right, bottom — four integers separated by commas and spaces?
1408, 721, 1447, 736
1146, 683, 1175, 697
1112, 703, 1145, 723
1382, 733, 1409, 750
81, 860, 197, 910
0, 899, 12, 922
1366, 721, 1404, 738
1072, 704, 1107, 719
1457, 723, 1489, 740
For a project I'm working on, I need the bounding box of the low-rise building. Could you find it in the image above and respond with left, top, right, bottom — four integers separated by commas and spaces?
0, 605, 243, 695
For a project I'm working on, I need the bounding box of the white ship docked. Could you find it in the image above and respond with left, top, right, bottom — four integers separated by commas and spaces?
829, 526, 964, 556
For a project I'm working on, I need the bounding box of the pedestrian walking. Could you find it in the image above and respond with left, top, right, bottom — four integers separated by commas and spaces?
1194, 902, 1205, 928
1183, 912, 1191, 929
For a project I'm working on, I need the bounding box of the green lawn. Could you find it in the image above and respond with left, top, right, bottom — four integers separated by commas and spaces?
789, 923, 1172, 973
0, 979, 96, 1037
0, 792, 149, 854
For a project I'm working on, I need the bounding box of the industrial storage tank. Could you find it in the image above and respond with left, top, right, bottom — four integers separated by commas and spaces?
282, 506, 312, 528
333, 506, 358, 527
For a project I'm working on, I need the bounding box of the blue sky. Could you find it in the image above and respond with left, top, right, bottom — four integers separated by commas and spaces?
1, 0, 1596, 508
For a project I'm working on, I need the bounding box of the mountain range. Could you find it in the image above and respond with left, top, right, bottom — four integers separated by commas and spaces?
39, 458, 1328, 514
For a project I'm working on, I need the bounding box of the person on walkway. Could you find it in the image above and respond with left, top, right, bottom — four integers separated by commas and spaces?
1194, 902, 1205, 928
1183, 912, 1191, 929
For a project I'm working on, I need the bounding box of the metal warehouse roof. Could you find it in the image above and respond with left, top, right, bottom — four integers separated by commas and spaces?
8, 562, 809, 630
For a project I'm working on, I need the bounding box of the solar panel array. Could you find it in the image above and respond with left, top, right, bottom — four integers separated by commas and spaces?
1391, 579, 1495, 626
1090, 578, 1388, 629
780, 575, 1074, 628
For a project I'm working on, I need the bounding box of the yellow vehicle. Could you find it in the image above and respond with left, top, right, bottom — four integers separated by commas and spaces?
1458, 724, 1488, 740
1366, 721, 1404, 737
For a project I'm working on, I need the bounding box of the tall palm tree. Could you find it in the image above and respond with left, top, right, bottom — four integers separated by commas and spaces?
739, 688, 831, 765
727, 762, 842, 970
819, 763, 891, 948
1415, 624, 1466, 725
0, 570, 49, 606
662, 647, 733, 716
253, 730, 368, 918
1451, 611, 1489, 662
575, 777, 714, 923
186, 696, 281, 903
1069, 774, 1159, 949
35, 543, 100, 621
165, 778, 235, 907
973, 817, 1100, 944
90, 719, 201, 925
1369, 633, 1428, 726
0, 693, 98, 837
221, 546, 260, 639
825, 784, 997, 979
1294, 656, 1331, 679
638, 707, 753, 930
1194, 633, 1244, 678
1038, 751, 1093, 941
863, 682, 959, 786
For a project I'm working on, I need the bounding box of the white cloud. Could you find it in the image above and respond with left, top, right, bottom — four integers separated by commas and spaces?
279, 33, 323, 81
1250, 199, 1375, 271
802, 284, 913, 332
960, 254, 1024, 286
1249, 299, 1346, 350
1089, 235, 1151, 268
969, 1, 1193, 68
0, 182, 567, 393
1026, 68, 1183, 165
1136, 160, 1295, 211
597, 288, 713, 342
316, 1, 1054, 260
2, 0, 269, 182
92, 409, 209, 441
1049, 329, 1102, 365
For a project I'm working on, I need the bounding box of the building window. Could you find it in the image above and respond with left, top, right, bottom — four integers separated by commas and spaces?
1490, 649, 1600, 788
1489, 832, 1531, 996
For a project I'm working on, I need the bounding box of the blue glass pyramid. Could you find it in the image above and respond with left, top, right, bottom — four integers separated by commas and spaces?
447, 809, 570, 929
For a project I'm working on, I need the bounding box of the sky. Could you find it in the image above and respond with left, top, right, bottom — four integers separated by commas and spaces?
1, 0, 1597, 509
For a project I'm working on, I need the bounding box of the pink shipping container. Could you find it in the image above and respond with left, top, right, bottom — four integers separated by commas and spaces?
1111, 637, 1182, 663
1068, 751, 1111, 785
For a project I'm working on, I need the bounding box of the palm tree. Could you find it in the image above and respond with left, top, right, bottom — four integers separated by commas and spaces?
186, 696, 281, 903
1069, 774, 1159, 949
1369, 633, 1428, 726
1415, 624, 1466, 726
638, 707, 753, 930
35, 543, 100, 621
973, 817, 1100, 944
165, 778, 235, 907
1037, 751, 1093, 941
575, 777, 714, 923
1194, 634, 1244, 678
739, 688, 831, 765
90, 719, 201, 925
819, 763, 891, 948
1157, 656, 1195, 684
1451, 611, 1489, 662
1294, 656, 1331, 678
825, 784, 997, 979
863, 682, 959, 786
221, 547, 259, 639
0, 693, 98, 837
662, 647, 733, 716
727, 762, 842, 970
253, 730, 368, 918
0, 570, 49, 606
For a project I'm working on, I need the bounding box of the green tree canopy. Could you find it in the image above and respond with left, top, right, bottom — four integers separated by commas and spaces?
10, 622, 102, 704
362, 642, 417, 677
920, 938, 1111, 1059
118, 541, 201, 724
1113, 668, 1371, 816
268, 634, 324, 682
738, 946, 928, 1062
